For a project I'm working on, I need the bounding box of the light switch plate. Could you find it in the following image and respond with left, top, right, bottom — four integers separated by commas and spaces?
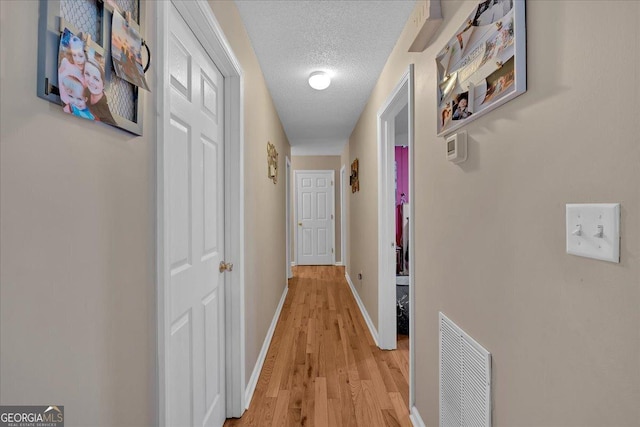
566, 203, 620, 263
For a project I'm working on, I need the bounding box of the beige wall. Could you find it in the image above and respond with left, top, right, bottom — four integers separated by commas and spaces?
0, 1, 156, 425
207, 0, 291, 389
346, 1, 640, 425
291, 156, 342, 263
0, 1, 290, 425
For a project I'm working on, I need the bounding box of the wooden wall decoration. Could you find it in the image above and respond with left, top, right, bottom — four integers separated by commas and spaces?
267, 141, 278, 184
350, 158, 359, 193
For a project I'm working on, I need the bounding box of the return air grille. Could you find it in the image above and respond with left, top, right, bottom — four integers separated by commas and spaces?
440, 312, 491, 427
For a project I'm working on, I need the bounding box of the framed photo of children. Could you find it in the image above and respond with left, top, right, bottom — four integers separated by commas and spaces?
37, 0, 145, 136
58, 28, 118, 125
436, 0, 526, 136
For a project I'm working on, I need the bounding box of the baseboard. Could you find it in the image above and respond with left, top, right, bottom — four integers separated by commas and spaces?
344, 272, 379, 346
244, 285, 288, 409
409, 406, 426, 427
335, 262, 343, 266
290, 262, 296, 267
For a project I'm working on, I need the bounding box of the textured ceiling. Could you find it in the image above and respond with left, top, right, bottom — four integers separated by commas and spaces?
235, 0, 416, 155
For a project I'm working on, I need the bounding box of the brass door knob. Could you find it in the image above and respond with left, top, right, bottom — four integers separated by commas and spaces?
298, 222, 302, 226
219, 261, 234, 273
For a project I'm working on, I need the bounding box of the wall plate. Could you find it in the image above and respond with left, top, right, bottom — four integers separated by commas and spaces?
566, 203, 620, 263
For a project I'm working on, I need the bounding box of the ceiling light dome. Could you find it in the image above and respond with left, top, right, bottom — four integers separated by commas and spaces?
308, 71, 331, 90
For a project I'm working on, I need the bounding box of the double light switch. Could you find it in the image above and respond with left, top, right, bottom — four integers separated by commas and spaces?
566, 203, 620, 263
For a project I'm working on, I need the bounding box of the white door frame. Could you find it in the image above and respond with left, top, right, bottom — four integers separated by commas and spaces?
377, 65, 415, 407
294, 170, 336, 266
156, 0, 246, 423
285, 157, 292, 279
340, 164, 347, 268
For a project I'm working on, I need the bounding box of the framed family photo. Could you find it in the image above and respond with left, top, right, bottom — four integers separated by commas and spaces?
37, 0, 145, 135
436, 0, 526, 136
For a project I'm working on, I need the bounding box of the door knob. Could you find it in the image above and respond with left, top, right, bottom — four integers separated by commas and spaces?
219, 261, 234, 273
298, 222, 302, 226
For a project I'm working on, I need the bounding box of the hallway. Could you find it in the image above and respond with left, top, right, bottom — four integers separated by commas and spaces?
225, 266, 410, 427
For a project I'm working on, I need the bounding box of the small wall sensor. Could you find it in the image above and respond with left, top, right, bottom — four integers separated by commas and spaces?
446, 131, 467, 164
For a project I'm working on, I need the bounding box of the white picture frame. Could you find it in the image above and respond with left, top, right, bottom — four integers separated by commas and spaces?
436, 0, 526, 137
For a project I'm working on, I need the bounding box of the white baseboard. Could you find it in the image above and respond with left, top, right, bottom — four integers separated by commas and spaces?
344, 272, 379, 346
409, 406, 426, 427
290, 262, 296, 267
244, 285, 288, 409
335, 261, 343, 266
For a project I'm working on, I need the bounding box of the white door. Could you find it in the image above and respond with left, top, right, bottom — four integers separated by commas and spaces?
296, 171, 335, 265
166, 5, 226, 426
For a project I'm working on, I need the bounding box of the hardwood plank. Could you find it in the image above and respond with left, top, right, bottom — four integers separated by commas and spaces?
272, 390, 290, 427
313, 377, 328, 427
224, 266, 409, 427
389, 391, 412, 427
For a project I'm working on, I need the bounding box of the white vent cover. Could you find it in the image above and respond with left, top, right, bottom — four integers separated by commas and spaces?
440, 312, 492, 427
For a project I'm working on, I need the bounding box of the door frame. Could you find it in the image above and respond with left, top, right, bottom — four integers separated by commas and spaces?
377, 65, 415, 406
294, 169, 336, 266
285, 157, 292, 279
340, 164, 347, 268
156, 0, 246, 423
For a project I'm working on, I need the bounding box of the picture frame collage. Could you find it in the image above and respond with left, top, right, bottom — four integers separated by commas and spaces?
436, 0, 526, 136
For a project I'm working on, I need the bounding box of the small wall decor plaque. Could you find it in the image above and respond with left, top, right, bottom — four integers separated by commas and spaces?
436, 0, 526, 136
267, 141, 278, 184
350, 158, 359, 193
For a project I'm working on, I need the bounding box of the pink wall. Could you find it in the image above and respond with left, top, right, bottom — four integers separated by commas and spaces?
395, 146, 409, 205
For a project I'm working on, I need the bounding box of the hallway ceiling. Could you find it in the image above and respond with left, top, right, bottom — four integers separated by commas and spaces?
234, 0, 416, 156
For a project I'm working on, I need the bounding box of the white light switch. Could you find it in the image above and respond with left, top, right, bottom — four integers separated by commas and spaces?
566, 203, 620, 263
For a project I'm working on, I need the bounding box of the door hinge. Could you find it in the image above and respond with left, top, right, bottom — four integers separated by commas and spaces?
332, 248, 334, 254
331, 181, 334, 186
331, 214, 334, 220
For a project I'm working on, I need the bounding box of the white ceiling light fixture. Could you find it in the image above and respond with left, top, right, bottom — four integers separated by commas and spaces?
308, 71, 331, 90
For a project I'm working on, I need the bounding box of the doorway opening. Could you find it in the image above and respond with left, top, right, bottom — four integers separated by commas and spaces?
286, 157, 292, 278
377, 65, 415, 408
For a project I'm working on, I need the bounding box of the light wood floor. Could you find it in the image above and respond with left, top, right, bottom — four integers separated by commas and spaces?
225, 266, 410, 427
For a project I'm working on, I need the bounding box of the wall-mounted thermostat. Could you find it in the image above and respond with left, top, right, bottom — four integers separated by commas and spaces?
446, 131, 467, 164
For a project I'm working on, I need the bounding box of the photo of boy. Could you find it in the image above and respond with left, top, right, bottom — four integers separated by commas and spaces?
452, 92, 472, 120
61, 74, 94, 120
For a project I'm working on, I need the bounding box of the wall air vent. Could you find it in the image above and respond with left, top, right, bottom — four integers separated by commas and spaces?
440, 312, 492, 427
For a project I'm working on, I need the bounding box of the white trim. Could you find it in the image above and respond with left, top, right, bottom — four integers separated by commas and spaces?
340, 164, 347, 269
335, 262, 344, 266
376, 65, 416, 408
290, 262, 296, 267
345, 273, 379, 346
294, 170, 336, 265
285, 157, 292, 279
409, 406, 426, 427
244, 285, 288, 409
377, 66, 413, 351
407, 66, 416, 410
156, 0, 246, 423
